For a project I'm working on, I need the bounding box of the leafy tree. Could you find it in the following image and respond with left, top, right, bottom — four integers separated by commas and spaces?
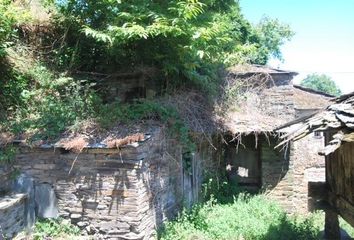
51, 0, 294, 94
0, 1, 15, 58
0, 1, 30, 58
300, 73, 342, 96
251, 17, 294, 64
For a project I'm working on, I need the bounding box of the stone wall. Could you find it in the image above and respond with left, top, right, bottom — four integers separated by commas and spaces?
252, 131, 326, 214
100, 68, 159, 103
221, 133, 322, 213
0, 128, 206, 239
257, 74, 327, 213
291, 133, 325, 213
0, 194, 27, 239
260, 136, 294, 212
0, 167, 14, 195
261, 133, 325, 213
260, 85, 295, 123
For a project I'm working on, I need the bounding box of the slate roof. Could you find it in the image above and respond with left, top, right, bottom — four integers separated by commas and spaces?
276, 92, 354, 155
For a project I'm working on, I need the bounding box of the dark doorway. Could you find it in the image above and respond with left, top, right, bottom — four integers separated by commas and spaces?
225, 134, 261, 188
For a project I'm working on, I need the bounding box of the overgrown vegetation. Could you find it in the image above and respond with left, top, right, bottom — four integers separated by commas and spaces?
0, 1, 16, 58
1, 62, 99, 140
97, 100, 195, 150
2, 3, 354, 240
159, 194, 354, 240
0, 1, 30, 58
48, 0, 293, 95
32, 218, 80, 240
0, 57, 194, 149
159, 194, 319, 240
0, 146, 17, 165
0, 0, 293, 147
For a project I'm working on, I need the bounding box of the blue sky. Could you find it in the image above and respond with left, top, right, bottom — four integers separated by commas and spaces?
240, 0, 354, 93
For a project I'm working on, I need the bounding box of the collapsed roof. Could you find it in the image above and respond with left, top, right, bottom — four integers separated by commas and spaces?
276, 92, 354, 155
293, 85, 334, 110
219, 65, 331, 135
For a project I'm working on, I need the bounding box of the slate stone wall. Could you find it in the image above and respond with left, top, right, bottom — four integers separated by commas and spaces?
258, 76, 325, 213
260, 85, 295, 123
0, 166, 16, 195
100, 68, 159, 103
0, 128, 205, 239
261, 134, 325, 214
291, 133, 325, 213
0, 194, 27, 239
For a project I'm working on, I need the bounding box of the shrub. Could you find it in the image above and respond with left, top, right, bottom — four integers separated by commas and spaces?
0, 1, 30, 58
3, 64, 100, 140
97, 100, 195, 151
0, 1, 15, 58
33, 218, 80, 239
159, 194, 322, 240
0, 146, 17, 165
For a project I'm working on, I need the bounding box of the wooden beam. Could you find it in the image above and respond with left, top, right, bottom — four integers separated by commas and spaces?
327, 191, 354, 228
325, 208, 340, 240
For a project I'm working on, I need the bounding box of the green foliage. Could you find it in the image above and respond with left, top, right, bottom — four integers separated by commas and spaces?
0, 1, 15, 58
303, 211, 354, 238
159, 194, 321, 240
202, 175, 242, 204
252, 17, 294, 64
0, 50, 195, 149
1, 0, 294, 144
0, 1, 31, 58
3, 64, 100, 140
51, 0, 293, 95
2, 61, 194, 148
300, 73, 342, 96
97, 100, 195, 151
33, 218, 80, 239
0, 67, 30, 115
0, 146, 17, 165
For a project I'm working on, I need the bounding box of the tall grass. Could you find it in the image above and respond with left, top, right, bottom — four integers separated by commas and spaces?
159, 194, 328, 240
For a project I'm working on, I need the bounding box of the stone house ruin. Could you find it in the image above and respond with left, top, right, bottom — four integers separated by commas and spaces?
0, 127, 211, 239
219, 65, 332, 212
276, 92, 354, 239
0, 65, 334, 239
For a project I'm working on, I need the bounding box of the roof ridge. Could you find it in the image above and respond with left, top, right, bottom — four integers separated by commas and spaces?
293, 84, 336, 98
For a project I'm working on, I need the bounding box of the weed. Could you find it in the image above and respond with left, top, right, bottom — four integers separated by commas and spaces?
0, 146, 17, 165
96, 100, 195, 152
2, 61, 195, 149
3, 63, 100, 141
33, 218, 80, 239
159, 194, 323, 240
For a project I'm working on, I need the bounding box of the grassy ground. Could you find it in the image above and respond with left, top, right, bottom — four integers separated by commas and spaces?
159, 194, 354, 240
11, 194, 354, 239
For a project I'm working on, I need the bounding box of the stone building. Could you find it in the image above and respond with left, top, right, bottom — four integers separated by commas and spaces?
276, 92, 354, 239
0, 127, 211, 239
0, 65, 333, 238
219, 65, 332, 213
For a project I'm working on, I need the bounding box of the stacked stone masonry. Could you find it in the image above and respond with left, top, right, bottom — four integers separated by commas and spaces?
0, 194, 27, 239
4, 128, 194, 239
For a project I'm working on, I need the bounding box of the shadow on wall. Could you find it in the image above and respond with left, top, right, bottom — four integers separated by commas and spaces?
3, 146, 149, 238
3, 129, 190, 239
222, 133, 290, 194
